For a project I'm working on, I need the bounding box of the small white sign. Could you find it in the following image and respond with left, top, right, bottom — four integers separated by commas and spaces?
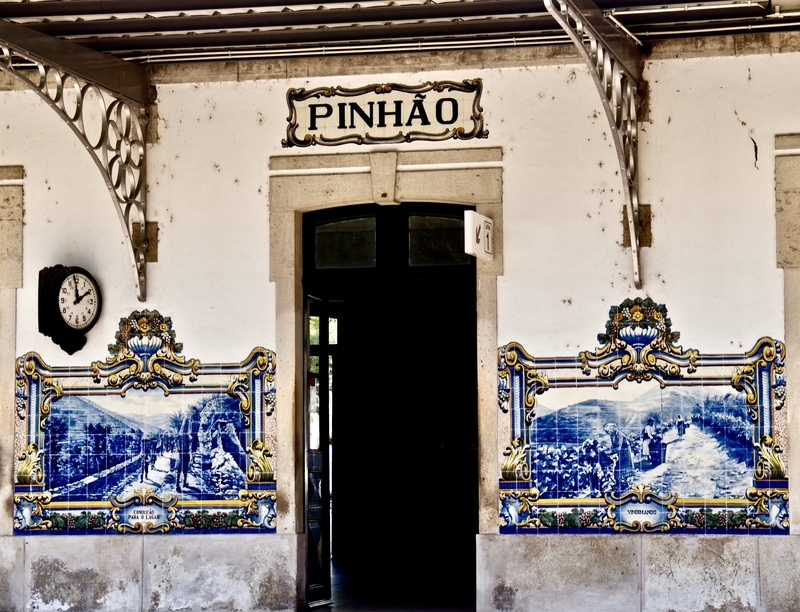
464, 211, 493, 260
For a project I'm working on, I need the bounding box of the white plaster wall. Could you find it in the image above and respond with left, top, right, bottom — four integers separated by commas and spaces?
497, 53, 799, 356
145, 81, 277, 361
4, 56, 793, 363
639, 53, 798, 351
0, 83, 279, 364
0, 90, 130, 362
0, 64, 601, 364
150, 63, 636, 362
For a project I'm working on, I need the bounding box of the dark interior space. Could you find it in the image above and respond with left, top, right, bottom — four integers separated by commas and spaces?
304, 204, 478, 610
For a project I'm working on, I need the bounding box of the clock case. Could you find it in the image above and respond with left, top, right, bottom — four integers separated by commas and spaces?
38, 265, 103, 355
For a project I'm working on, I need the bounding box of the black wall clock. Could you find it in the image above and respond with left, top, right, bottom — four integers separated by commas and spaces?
39, 265, 103, 355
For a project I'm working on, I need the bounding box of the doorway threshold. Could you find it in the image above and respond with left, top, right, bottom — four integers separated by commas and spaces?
328, 561, 476, 612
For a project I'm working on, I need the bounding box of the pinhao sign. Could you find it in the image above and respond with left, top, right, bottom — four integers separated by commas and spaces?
282, 79, 488, 147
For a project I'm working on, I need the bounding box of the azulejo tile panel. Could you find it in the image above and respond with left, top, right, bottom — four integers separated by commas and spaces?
498, 298, 788, 534
13, 310, 278, 535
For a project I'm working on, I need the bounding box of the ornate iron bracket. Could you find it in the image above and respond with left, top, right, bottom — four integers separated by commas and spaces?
0, 21, 149, 301
543, 0, 644, 288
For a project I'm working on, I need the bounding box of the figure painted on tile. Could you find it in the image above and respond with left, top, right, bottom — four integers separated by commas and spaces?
176, 427, 198, 492
141, 438, 151, 482
641, 418, 656, 464
676, 414, 686, 437
603, 423, 635, 491
141, 436, 159, 482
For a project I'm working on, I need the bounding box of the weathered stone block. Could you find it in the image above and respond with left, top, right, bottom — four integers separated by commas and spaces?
397, 147, 502, 166
142, 534, 301, 612
396, 168, 502, 205
0, 167, 23, 181
735, 33, 780, 55
776, 155, 800, 268
238, 60, 289, 81
269, 153, 369, 172
642, 536, 758, 612
0, 219, 23, 289
24, 535, 143, 612
476, 534, 641, 612
0, 185, 23, 220
780, 30, 800, 53
648, 35, 737, 59
0, 537, 24, 612
369, 152, 398, 204
776, 134, 800, 150
269, 174, 373, 212
759, 535, 800, 612
147, 61, 238, 84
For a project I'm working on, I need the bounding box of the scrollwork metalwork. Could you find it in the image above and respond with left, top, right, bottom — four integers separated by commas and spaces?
543, 0, 642, 288
0, 42, 148, 300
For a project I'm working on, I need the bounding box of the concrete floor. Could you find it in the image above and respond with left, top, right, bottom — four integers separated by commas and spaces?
325, 562, 476, 612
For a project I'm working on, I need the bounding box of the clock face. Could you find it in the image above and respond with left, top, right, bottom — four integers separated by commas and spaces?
58, 272, 100, 330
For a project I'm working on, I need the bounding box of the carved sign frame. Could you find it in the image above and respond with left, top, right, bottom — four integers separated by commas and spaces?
283, 79, 489, 147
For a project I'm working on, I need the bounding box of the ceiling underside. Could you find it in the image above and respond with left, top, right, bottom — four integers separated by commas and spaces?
1, 0, 799, 63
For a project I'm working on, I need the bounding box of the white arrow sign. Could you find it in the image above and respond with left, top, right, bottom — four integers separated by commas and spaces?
464, 211, 493, 260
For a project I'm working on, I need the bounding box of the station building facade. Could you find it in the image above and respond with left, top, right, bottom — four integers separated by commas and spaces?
1, 33, 800, 611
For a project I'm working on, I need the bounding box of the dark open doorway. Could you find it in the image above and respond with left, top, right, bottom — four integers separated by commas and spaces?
303, 204, 478, 611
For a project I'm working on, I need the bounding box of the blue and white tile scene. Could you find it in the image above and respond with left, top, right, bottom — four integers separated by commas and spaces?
13, 310, 278, 534
498, 298, 788, 534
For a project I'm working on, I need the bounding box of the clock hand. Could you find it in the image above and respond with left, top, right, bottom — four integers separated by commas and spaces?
72, 275, 80, 304
75, 289, 92, 304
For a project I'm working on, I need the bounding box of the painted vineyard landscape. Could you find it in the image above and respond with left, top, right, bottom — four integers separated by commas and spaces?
528, 382, 753, 500
45, 391, 248, 503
